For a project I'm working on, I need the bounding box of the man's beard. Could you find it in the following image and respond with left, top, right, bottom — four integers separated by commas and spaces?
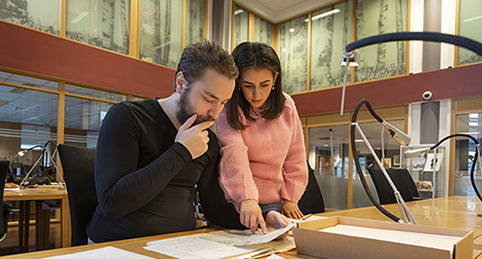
175, 86, 214, 126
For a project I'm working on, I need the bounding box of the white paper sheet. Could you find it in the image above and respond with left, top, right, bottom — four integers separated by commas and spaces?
319, 225, 461, 251
144, 236, 262, 259
42, 246, 155, 259
202, 223, 295, 246
143, 223, 296, 259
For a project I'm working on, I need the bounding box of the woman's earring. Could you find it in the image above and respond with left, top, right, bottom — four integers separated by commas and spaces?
272, 86, 275, 91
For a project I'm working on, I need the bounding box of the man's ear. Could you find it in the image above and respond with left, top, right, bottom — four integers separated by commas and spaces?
175, 72, 187, 94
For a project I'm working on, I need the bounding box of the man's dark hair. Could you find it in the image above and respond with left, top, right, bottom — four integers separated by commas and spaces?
226, 42, 286, 130
174, 41, 238, 90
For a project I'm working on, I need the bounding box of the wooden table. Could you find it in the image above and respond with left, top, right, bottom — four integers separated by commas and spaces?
1, 196, 480, 258
3, 187, 70, 250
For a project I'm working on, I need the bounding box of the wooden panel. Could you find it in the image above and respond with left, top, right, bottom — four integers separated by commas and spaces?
305, 112, 351, 127
455, 98, 482, 114
292, 63, 482, 117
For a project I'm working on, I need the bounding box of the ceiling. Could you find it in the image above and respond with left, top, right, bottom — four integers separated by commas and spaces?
235, 0, 339, 23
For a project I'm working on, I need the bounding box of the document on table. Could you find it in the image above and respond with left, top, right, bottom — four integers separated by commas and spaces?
42, 246, 155, 259
143, 223, 296, 259
320, 225, 462, 251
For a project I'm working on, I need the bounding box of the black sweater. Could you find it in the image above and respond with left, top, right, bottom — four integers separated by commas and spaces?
86, 98, 219, 242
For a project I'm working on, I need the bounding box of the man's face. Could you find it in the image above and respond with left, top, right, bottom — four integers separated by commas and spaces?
175, 69, 235, 125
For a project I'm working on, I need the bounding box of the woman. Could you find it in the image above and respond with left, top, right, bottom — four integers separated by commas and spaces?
215, 42, 308, 234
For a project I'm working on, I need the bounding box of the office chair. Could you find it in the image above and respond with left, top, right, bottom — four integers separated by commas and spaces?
0, 161, 11, 242
368, 164, 418, 205
57, 144, 97, 246
298, 162, 325, 214
197, 156, 246, 230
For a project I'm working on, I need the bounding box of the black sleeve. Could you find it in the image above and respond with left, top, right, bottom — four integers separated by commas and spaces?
95, 103, 192, 220
197, 138, 246, 230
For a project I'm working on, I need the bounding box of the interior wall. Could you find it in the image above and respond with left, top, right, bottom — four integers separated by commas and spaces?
0, 21, 176, 99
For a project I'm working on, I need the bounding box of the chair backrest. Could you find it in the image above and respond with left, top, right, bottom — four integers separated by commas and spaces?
0, 161, 9, 238
57, 144, 97, 246
298, 162, 325, 214
197, 156, 246, 230
368, 165, 416, 205
388, 168, 419, 199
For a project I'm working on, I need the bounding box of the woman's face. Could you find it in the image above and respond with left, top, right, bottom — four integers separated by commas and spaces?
239, 68, 278, 109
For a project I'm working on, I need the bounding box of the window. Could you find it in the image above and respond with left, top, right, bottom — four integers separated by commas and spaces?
310, 0, 353, 90
185, 0, 205, 45
0, 0, 61, 35
233, 5, 249, 48
458, 0, 482, 65
278, 15, 309, 94
354, 0, 408, 82
253, 15, 272, 45
139, 0, 183, 68
66, 0, 130, 55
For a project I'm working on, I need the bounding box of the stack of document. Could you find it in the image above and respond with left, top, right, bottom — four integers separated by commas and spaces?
143, 223, 296, 259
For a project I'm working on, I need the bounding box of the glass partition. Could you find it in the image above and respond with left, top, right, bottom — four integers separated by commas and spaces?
140, 0, 183, 68
65, 84, 127, 102
458, 0, 482, 65
64, 96, 114, 148
310, 0, 353, 90
0, 0, 61, 35
354, 0, 407, 82
454, 113, 482, 196
278, 15, 308, 94
0, 71, 59, 91
66, 0, 130, 55
308, 119, 405, 210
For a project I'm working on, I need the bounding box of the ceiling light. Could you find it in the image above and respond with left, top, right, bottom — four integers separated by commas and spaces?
305, 9, 340, 22
469, 122, 479, 127
289, 28, 295, 32
71, 11, 89, 24
469, 113, 479, 119
234, 9, 244, 15
464, 15, 482, 23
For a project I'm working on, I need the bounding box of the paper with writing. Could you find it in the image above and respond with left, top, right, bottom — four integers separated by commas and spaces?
42, 246, 155, 259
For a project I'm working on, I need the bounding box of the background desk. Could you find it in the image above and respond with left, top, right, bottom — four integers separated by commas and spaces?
4, 188, 70, 250
1, 196, 480, 258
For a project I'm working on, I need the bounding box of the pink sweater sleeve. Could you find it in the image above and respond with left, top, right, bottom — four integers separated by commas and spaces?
281, 95, 308, 203
215, 109, 259, 211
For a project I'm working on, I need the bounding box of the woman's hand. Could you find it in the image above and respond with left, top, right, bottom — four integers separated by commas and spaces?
239, 199, 267, 234
265, 211, 290, 239
265, 210, 290, 229
281, 200, 304, 219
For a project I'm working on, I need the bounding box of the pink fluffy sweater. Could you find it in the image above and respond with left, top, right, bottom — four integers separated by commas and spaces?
215, 93, 308, 211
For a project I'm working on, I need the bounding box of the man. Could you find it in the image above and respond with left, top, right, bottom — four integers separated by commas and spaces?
86, 41, 238, 243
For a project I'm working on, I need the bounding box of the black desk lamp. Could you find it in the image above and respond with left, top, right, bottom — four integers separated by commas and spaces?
17, 140, 65, 189
341, 32, 482, 223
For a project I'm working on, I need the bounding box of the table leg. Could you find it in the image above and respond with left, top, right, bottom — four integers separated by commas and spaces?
61, 196, 70, 247
18, 201, 30, 252
35, 201, 50, 250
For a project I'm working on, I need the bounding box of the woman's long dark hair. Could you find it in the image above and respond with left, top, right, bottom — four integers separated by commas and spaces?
227, 42, 286, 130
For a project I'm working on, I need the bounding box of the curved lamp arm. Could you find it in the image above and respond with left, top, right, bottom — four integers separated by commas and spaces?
340, 32, 482, 115
343, 32, 482, 223
345, 32, 482, 56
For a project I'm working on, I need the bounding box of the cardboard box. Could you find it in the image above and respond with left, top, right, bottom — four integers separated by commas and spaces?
293, 216, 473, 259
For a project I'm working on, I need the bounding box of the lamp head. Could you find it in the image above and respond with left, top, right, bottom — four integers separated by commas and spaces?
381, 121, 411, 146
340, 49, 360, 67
